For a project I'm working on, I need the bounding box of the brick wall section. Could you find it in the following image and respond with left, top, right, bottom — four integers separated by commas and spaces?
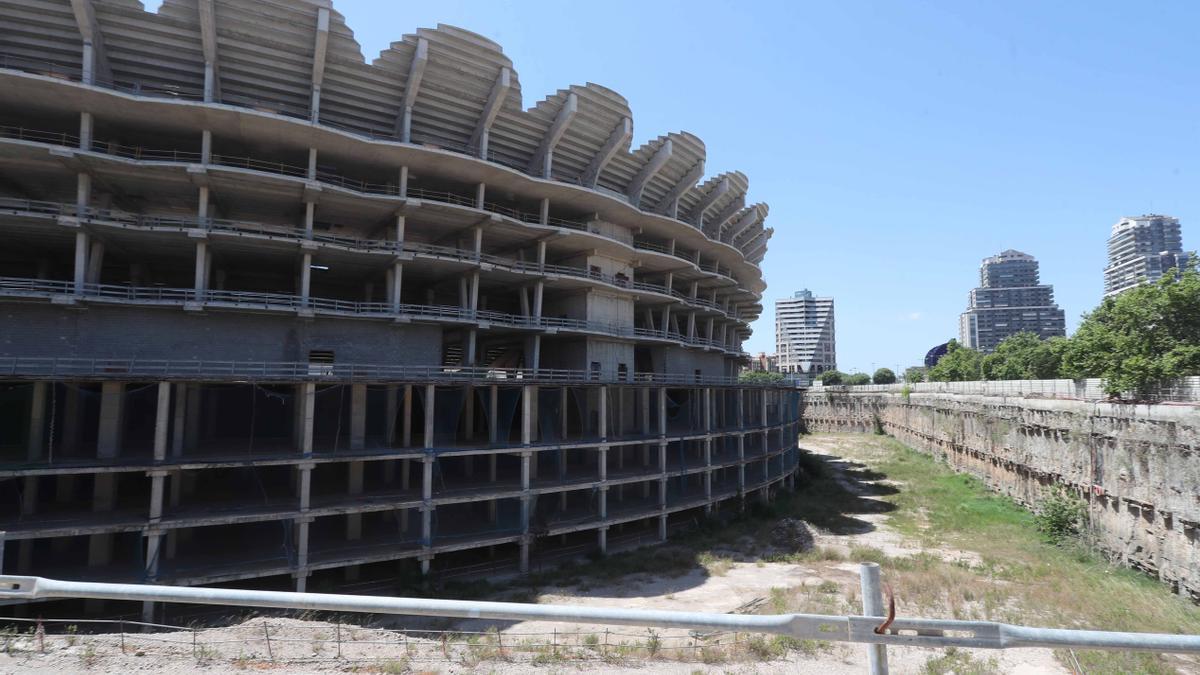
803, 390, 1200, 602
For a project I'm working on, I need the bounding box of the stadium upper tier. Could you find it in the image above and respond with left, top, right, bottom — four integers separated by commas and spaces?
0, 0, 772, 316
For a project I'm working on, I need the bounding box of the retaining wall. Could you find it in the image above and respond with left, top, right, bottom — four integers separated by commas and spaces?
802, 390, 1200, 601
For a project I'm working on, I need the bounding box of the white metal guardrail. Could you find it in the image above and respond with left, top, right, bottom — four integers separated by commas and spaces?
0, 357, 784, 387
812, 378, 1200, 403
3, 570, 1200, 674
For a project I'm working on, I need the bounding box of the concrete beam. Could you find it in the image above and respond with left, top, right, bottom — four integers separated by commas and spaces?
741, 227, 771, 254
726, 208, 761, 241
627, 139, 672, 208
706, 196, 744, 238
653, 160, 704, 218
397, 38, 429, 142
581, 117, 631, 188
309, 8, 331, 121
69, 0, 113, 85
527, 93, 578, 178
689, 177, 729, 227
470, 67, 511, 158
197, 0, 220, 101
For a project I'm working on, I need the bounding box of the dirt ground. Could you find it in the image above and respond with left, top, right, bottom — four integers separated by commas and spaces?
2, 433, 1183, 674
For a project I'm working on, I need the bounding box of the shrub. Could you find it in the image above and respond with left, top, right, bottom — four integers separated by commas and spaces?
1035, 489, 1085, 544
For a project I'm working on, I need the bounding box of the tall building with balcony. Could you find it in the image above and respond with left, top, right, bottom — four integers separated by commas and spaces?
1104, 215, 1189, 297
0, 0, 799, 619
775, 290, 835, 377
958, 250, 1066, 352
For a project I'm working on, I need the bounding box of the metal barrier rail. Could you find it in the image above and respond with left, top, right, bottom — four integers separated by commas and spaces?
2, 574, 1199, 665
0, 276, 745, 354
0, 357, 784, 386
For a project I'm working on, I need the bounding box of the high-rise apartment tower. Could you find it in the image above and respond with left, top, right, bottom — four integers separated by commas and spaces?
1104, 215, 1189, 297
775, 290, 835, 376
959, 250, 1065, 352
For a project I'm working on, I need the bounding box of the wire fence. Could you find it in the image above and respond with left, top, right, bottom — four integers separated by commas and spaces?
0, 615, 791, 667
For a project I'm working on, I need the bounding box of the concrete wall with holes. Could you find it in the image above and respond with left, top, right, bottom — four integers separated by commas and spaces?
803, 390, 1200, 603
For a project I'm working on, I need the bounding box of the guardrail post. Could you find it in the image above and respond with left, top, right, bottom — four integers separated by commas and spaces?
860, 562, 889, 675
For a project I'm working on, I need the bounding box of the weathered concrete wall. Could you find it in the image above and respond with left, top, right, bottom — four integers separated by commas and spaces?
803, 390, 1200, 601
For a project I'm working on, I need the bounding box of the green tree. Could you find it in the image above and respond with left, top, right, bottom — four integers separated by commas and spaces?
903, 366, 926, 383
817, 370, 844, 385
927, 340, 984, 382
980, 332, 1069, 380
845, 372, 872, 385
739, 370, 785, 384
872, 367, 897, 384
1062, 264, 1200, 397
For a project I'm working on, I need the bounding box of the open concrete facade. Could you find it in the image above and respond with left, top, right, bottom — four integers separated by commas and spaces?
0, 0, 795, 619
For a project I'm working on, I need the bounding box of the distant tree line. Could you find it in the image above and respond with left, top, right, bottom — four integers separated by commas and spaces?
817, 368, 895, 386
926, 264, 1200, 396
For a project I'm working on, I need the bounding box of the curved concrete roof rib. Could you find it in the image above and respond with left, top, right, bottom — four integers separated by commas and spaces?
20, 0, 768, 257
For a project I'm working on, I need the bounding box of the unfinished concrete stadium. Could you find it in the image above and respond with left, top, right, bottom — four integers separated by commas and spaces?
0, 0, 795, 618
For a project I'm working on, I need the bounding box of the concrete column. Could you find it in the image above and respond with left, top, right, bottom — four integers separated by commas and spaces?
522, 385, 534, 446
420, 457, 433, 574
469, 271, 480, 313
488, 384, 499, 444
140, 383, 167, 466
385, 385, 399, 447
539, 198, 549, 226
640, 387, 650, 439
350, 384, 367, 450
520, 451, 531, 573
402, 385, 413, 446
533, 281, 544, 319
97, 382, 124, 459
466, 329, 477, 366
300, 253, 312, 306
300, 382, 315, 455
193, 241, 208, 295
395, 213, 406, 244
295, 519, 310, 592
304, 201, 315, 238
391, 262, 403, 312
617, 387, 625, 436
298, 463, 313, 511
73, 231, 89, 293
475, 182, 485, 209
398, 165, 409, 197
26, 382, 47, 461
85, 240, 104, 284
488, 453, 498, 523
423, 384, 435, 448
738, 433, 746, 499
658, 387, 667, 437
78, 111, 93, 148
530, 335, 541, 372
197, 185, 210, 220
559, 387, 569, 441
598, 385, 608, 441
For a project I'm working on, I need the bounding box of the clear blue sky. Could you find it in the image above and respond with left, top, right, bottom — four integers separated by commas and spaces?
154, 0, 1199, 373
